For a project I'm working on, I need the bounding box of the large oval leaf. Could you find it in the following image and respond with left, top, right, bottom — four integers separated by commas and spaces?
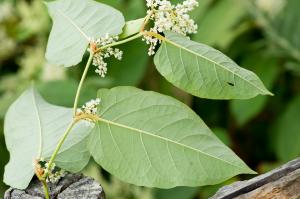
4, 88, 91, 189
88, 87, 255, 188
45, 0, 125, 67
154, 31, 272, 99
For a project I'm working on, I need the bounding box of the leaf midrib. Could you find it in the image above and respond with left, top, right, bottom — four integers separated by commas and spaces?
31, 90, 43, 158
163, 36, 271, 95
97, 116, 247, 171
56, 9, 89, 40
31, 92, 91, 158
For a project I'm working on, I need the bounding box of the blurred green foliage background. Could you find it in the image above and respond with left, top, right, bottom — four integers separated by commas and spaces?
0, 0, 300, 198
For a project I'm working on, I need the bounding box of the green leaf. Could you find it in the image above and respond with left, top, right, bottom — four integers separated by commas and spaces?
268, 0, 300, 62
37, 80, 98, 107
230, 54, 280, 126
84, 40, 149, 88
212, 128, 232, 147
97, 0, 146, 20
103, 40, 149, 86
37, 80, 78, 107
88, 87, 255, 188
275, 95, 300, 161
193, 0, 247, 48
55, 136, 90, 173
45, 0, 125, 67
120, 18, 144, 39
154, 31, 272, 100
187, 0, 213, 21
154, 187, 198, 199
4, 88, 91, 189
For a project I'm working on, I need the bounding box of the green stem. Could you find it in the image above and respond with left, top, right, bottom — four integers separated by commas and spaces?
95, 32, 143, 53
73, 52, 94, 115
47, 121, 78, 174
142, 31, 166, 41
42, 180, 50, 199
141, 10, 153, 32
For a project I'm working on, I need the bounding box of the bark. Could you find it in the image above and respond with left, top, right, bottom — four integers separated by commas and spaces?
210, 157, 300, 199
4, 173, 105, 199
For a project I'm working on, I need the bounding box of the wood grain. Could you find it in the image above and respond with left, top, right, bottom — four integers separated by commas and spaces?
210, 157, 300, 199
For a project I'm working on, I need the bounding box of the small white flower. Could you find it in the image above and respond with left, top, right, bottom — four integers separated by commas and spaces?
89, 34, 123, 78
77, 98, 101, 116
143, 0, 198, 56
47, 169, 66, 183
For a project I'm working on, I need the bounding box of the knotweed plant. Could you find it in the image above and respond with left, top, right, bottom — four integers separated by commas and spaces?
3, 0, 272, 198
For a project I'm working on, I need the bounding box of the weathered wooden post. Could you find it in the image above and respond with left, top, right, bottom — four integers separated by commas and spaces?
4, 173, 105, 199
210, 158, 300, 199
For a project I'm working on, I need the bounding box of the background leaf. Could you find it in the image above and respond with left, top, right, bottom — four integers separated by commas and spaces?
94, 40, 149, 87
4, 88, 91, 189
45, 0, 125, 67
194, 0, 248, 49
230, 54, 280, 126
269, 0, 300, 62
88, 87, 254, 188
154, 31, 271, 99
212, 128, 232, 147
37, 79, 98, 107
274, 95, 300, 162
154, 187, 198, 199
120, 18, 144, 39
98, 0, 146, 20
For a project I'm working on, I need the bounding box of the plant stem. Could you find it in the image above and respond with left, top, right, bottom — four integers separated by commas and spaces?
38, 30, 147, 196
142, 31, 166, 41
141, 10, 153, 32
46, 29, 164, 177
95, 32, 143, 53
42, 180, 50, 199
73, 52, 94, 115
47, 120, 78, 173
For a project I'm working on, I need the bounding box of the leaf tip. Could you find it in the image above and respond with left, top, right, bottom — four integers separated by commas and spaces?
263, 89, 274, 97
239, 166, 257, 176
248, 169, 258, 175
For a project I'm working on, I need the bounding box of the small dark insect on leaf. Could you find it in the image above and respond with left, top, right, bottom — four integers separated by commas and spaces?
227, 82, 235, 86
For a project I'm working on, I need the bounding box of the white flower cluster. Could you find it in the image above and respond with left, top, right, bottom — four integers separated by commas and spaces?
89, 34, 123, 77
36, 159, 66, 184
142, 34, 161, 56
144, 0, 199, 55
76, 98, 101, 116
44, 162, 66, 183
